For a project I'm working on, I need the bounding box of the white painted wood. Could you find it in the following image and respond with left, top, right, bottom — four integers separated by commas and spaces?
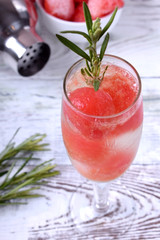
0, 0, 160, 239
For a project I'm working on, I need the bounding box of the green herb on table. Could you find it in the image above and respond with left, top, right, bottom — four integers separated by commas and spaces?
56, 2, 117, 91
0, 129, 60, 205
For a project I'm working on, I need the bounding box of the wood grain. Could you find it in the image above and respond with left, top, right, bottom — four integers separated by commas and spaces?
0, 165, 159, 240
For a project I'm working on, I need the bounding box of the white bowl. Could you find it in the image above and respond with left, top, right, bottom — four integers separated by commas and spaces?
36, 0, 123, 43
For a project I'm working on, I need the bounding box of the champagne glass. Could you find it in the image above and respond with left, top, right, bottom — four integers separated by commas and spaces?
61, 54, 143, 236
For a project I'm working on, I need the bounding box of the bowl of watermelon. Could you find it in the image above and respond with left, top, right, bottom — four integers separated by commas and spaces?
36, 0, 124, 42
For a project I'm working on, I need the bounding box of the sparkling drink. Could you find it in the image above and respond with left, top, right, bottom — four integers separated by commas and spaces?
62, 55, 143, 182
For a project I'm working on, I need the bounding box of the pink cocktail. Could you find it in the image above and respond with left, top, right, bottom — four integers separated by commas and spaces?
61, 55, 143, 231
62, 55, 143, 182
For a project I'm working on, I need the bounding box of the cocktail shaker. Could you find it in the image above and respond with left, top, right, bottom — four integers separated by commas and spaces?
0, 0, 50, 76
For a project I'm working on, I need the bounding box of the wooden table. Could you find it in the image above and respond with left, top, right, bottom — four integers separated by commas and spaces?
0, 0, 160, 239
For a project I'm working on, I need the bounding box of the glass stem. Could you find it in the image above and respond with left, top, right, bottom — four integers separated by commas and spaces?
93, 182, 110, 213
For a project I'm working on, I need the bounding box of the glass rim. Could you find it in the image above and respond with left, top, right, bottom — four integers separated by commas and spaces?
63, 54, 142, 119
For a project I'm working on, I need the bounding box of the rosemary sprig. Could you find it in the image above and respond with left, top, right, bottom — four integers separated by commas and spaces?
0, 129, 60, 205
56, 2, 118, 91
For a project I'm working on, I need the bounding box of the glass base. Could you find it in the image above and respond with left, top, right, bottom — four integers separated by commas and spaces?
69, 180, 136, 238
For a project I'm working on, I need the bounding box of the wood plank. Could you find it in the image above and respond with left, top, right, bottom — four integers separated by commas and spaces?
0, 164, 159, 240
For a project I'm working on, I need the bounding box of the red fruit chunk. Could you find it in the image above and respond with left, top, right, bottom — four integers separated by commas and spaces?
72, 3, 85, 22
63, 87, 115, 139
101, 67, 138, 114
69, 87, 115, 116
44, 0, 75, 21
74, 0, 88, 3
88, 0, 124, 19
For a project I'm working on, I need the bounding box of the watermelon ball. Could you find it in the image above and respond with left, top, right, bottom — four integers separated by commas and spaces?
69, 87, 115, 116
44, 0, 75, 21
88, 0, 124, 19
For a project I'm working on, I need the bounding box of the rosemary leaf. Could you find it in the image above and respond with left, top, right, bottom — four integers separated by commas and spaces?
0, 160, 17, 189
99, 33, 110, 61
0, 130, 60, 205
0, 133, 49, 164
1, 155, 32, 189
56, 34, 91, 61
14, 133, 49, 151
0, 187, 43, 204
83, 1, 93, 33
85, 67, 93, 77
0, 171, 8, 177
61, 30, 92, 44
86, 60, 91, 72
99, 7, 118, 39
2, 178, 35, 199
56, 2, 118, 91
93, 79, 100, 91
